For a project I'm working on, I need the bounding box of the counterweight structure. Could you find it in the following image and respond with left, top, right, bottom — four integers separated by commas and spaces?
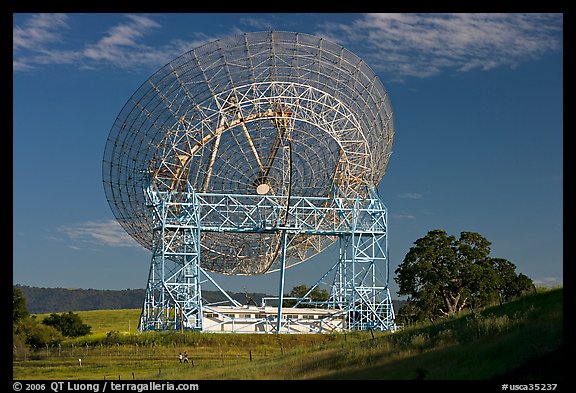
102, 31, 397, 333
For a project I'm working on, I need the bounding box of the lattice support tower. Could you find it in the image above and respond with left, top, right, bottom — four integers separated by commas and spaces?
327, 188, 396, 331
139, 183, 203, 331
138, 179, 396, 333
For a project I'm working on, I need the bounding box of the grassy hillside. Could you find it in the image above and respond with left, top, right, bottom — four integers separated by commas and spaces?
14, 287, 562, 380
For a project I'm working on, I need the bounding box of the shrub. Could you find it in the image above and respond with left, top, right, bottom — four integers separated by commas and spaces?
42, 311, 91, 337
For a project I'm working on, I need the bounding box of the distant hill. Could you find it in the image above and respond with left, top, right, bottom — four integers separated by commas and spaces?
17, 285, 145, 314
15, 285, 269, 314
15, 284, 406, 314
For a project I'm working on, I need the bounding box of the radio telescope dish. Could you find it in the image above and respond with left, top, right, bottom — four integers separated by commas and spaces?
103, 31, 394, 276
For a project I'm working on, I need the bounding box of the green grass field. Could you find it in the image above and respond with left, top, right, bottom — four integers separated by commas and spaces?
13, 288, 563, 380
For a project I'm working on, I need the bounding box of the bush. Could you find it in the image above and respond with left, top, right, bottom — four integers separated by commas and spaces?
42, 311, 91, 337
17, 316, 63, 347
104, 330, 123, 345
27, 323, 63, 348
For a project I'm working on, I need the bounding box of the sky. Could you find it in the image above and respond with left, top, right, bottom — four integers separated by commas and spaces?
12, 13, 564, 300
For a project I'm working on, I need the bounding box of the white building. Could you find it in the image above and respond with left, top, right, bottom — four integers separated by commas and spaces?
202, 305, 346, 333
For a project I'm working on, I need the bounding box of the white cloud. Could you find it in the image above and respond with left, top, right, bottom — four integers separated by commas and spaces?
238, 16, 276, 30
13, 13, 79, 70
397, 192, 423, 199
13, 14, 219, 72
13, 13, 563, 80
317, 13, 563, 80
82, 15, 160, 61
392, 213, 416, 220
13, 13, 69, 51
533, 276, 563, 288
56, 219, 140, 249
80, 14, 173, 69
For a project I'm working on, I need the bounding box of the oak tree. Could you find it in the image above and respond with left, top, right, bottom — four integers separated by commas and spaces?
395, 229, 532, 324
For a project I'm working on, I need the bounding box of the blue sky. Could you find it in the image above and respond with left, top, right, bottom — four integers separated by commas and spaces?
13, 13, 563, 299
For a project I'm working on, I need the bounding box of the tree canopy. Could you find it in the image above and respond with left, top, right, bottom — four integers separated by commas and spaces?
13, 286, 29, 323
394, 229, 533, 324
42, 311, 92, 337
283, 284, 330, 307
13, 286, 63, 349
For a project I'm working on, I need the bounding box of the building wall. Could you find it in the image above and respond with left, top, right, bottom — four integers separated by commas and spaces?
202, 306, 345, 333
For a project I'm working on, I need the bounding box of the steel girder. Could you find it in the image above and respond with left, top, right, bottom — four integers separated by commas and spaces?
138, 183, 397, 333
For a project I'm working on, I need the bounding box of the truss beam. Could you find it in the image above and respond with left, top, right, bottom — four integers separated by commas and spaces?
139, 184, 397, 333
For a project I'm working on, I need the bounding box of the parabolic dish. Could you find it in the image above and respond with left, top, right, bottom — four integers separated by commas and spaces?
103, 31, 394, 275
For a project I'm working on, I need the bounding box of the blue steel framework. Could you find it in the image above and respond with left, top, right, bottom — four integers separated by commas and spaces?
101, 31, 397, 333
138, 181, 397, 333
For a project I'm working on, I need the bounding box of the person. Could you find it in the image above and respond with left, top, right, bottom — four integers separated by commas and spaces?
184, 352, 189, 364
178, 352, 183, 364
